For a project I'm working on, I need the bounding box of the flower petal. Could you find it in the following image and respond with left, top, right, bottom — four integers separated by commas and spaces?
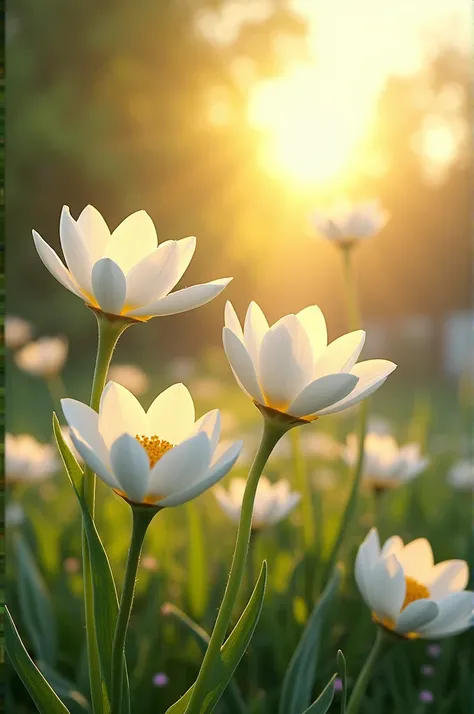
395, 600, 439, 635
419, 591, 474, 638
272, 492, 301, 523
105, 210, 157, 272
259, 315, 313, 410
287, 373, 358, 418
32, 230, 84, 299
296, 305, 327, 362
192, 409, 221, 455
244, 302, 269, 366
223, 327, 264, 403
214, 485, 241, 522
313, 331, 366, 378
148, 432, 212, 499
92, 258, 127, 315
224, 301, 244, 341
60, 207, 94, 294
61, 398, 108, 462
76, 205, 111, 263
381, 536, 404, 558
315, 359, 397, 415
426, 560, 469, 601
355, 529, 381, 604
147, 383, 195, 444
109, 434, 150, 503
69, 428, 118, 490
396, 538, 434, 582
124, 241, 179, 309
99, 382, 148, 449
127, 278, 232, 318
367, 555, 406, 621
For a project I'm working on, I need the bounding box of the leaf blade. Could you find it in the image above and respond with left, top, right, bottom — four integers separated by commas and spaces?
302, 675, 337, 714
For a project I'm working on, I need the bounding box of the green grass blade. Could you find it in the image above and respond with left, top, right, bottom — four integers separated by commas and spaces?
337, 650, 347, 714
301, 674, 337, 714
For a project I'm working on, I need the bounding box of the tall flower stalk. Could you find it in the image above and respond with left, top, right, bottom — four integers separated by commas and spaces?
346, 629, 391, 714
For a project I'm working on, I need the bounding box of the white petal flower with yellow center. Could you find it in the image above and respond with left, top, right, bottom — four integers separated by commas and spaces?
312, 200, 388, 246
343, 433, 429, 490
33, 205, 232, 320
223, 301, 396, 421
15, 337, 68, 377
6, 434, 60, 482
5, 316, 33, 350
355, 528, 474, 639
61, 382, 242, 507
214, 476, 300, 530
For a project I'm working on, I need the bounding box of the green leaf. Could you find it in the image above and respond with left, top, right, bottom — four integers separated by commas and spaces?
5, 606, 71, 714
53, 414, 130, 714
165, 560, 268, 714
337, 650, 347, 714
186, 502, 209, 619
38, 662, 91, 714
301, 675, 337, 714
279, 565, 342, 714
15, 533, 58, 666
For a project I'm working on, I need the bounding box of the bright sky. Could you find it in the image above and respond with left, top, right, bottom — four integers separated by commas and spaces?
197, 0, 472, 188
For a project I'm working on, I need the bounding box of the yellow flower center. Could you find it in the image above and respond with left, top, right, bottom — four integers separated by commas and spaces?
372, 575, 430, 638
135, 434, 174, 468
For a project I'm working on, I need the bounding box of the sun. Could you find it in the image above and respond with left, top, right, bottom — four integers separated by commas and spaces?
247, 64, 373, 186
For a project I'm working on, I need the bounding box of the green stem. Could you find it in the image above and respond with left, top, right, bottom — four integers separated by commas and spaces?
110, 507, 155, 714
82, 313, 133, 714
290, 429, 314, 551
185, 418, 288, 714
46, 374, 68, 410
346, 629, 391, 714
341, 245, 361, 333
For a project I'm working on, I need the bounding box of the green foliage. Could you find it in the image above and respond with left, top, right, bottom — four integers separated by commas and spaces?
302, 675, 337, 714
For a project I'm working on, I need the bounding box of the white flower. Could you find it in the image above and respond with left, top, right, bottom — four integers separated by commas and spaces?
214, 476, 300, 529
343, 433, 429, 489
223, 301, 396, 421
355, 528, 473, 639
6, 503, 25, 527
312, 200, 388, 246
5, 316, 33, 350
6, 434, 60, 482
61, 382, 242, 507
33, 205, 231, 320
108, 364, 150, 397
448, 460, 474, 490
15, 337, 68, 377
300, 432, 341, 460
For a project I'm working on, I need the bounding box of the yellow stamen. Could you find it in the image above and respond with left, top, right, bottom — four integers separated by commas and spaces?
135, 434, 174, 468
372, 575, 430, 638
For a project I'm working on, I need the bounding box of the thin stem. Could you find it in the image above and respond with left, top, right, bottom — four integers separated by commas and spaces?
290, 429, 314, 551
341, 245, 361, 333
185, 418, 288, 714
46, 374, 68, 410
346, 629, 390, 714
110, 508, 155, 714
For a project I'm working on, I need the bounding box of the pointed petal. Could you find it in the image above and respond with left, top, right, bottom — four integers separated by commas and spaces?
288, 373, 358, 418
368, 555, 406, 621
259, 315, 313, 410
105, 210, 157, 272
214, 485, 241, 522
315, 360, 397, 415
381, 536, 404, 558
60, 207, 94, 294
419, 591, 474, 638
244, 302, 269, 366
426, 560, 469, 601
160, 439, 242, 507
191, 409, 221, 455
296, 305, 327, 362
99, 381, 148, 449
147, 383, 195, 444
396, 538, 434, 581
76, 205, 110, 263
92, 258, 127, 315
148, 432, 211, 499
61, 398, 108, 461
109, 434, 150, 503
32, 230, 84, 299
224, 301, 244, 340
69, 428, 118, 490
124, 241, 179, 309
127, 278, 232, 318
395, 600, 439, 635
313, 331, 366, 378
222, 327, 264, 403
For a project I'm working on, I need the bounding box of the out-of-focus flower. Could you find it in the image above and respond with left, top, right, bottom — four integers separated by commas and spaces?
448, 460, 474, 490
301, 431, 341, 459
312, 200, 388, 247
189, 376, 222, 400
6, 434, 60, 482
141, 555, 158, 572
6, 503, 25, 527
108, 364, 150, 397
214, 476, 300, 530
333, 678, 343, 692
63, 557, 81, 574
60, 426, 83, 464
33, 205, 231, 320
223, 302, 396, 422
5, 316, 33, 350
167, 357, 197, 382
366, 416, 392, 436
61, 382, 242, 508
426, 644, 442, 658
15, 337, 68, 378
152, 673, 169, 687
312, 468, 338, 491
419, 690, 434, 704
355, 528, 473, 639
343, 433, 429, 490
421, 665, 434, 676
